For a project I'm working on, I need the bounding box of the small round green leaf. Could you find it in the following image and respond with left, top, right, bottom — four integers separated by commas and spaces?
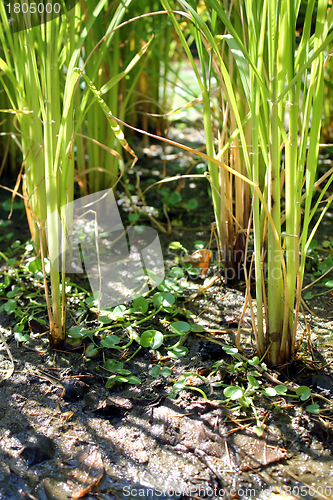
254, 426, 265, 437
306, 403, 320, 414
128, 213, 141, 222
160, 367, 172, 377
275, 385, 288, 395
5, 300, 17, 314
169, 241, 183, 250
149, 365, 161, 378
222, 345, 239, 355
14, 331, 30, 342
183, 198, 198, 210
190, 324, 204, 332
127, 375, 141, 385
248, 356, 260, 366
167, 346, 188, 358
132, 296, 149, 314
166, 191, 182, 205
153, 292, 175, 308
105, 359, 123, 371
117, 369, 132, 375
105, 376, 117, 389
224, 386, 243, 400
194, 240, 205, 249
158, 279, 183, 293
296, 385, 311, 401
68, 325, 86, 338
101, 335, 121, 348
6, 286, 22, 299
111, 305, 129, 319
262, 387, 277, 397
173, 378, 186, 392
170, 321, 191, 335
140, 330, 164, 349
99, 315, 113, 325
168, 266, 183, 278
247, 375, 260, 387
85, 344, 99, 358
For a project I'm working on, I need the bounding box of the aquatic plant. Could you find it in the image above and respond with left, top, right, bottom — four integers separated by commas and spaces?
161, 0, 333, 364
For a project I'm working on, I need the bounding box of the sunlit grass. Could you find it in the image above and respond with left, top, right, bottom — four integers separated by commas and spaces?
162, 0, 333, 365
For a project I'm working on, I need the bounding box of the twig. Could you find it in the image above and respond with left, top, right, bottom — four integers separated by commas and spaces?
0, 326, 14, 381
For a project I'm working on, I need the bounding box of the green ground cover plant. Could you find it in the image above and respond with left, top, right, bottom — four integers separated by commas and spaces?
0, 0, 158, 346
1, 0, 333, 387
1, 215, 332, 426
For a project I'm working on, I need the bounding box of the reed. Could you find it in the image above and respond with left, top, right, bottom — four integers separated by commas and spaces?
162, 0, 333, 364
0, 0, 138, 345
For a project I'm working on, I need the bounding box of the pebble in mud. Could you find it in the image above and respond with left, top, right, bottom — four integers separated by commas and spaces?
20, 434, 55, 466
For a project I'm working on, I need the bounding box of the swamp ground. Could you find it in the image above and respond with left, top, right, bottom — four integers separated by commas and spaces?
1, 133, 333, 500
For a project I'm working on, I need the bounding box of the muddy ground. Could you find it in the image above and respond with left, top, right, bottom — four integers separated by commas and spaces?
1, 139, 333, 500
1, 279, 333, 500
